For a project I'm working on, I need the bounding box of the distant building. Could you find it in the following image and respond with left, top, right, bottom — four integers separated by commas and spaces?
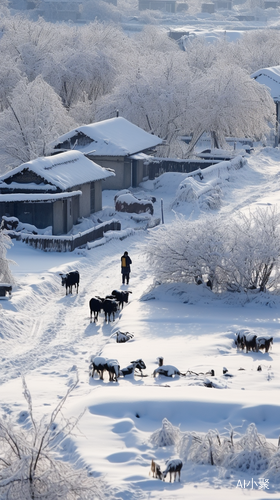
201, 3, 215, 13
215, 0, 232, 9
0, 151, 114, 235
49, 117, 163, 190
264, 1, 279, 8
138, 0, 177, 13
37, 0, 83, 22
169, 29, 189, 41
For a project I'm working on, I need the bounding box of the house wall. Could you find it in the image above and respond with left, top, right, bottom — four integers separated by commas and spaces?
88, 156, 131, 190
79, 183, 91, 217
93, 180, 103, 212
53, 200, 64, 235
0, 201, 53, 229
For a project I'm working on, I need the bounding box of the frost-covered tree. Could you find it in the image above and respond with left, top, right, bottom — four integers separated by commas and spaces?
97, 51, 191, 157
0, 376, 107, 500
233, 29, 280, 74
0, 228, 14, 284
0, 76, 76, 170
145, 207, 280, 293
185, 63, 275, 153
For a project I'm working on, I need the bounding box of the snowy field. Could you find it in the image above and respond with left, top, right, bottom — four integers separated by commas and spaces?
2, 147, 280, 498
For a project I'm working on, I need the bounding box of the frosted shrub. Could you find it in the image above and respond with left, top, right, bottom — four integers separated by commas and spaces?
0, 377, 107, 500
145, 207, 280, 293
222, 423, 276, 473
172, 177, 222, 210
177, 429, 225, 466
150, 418, 182, 448
176, 423, 279, 477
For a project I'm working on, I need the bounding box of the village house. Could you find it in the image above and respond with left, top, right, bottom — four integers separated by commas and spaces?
49, 117, 163, 190
0, 150, 114, 235
251, 66, 280, 146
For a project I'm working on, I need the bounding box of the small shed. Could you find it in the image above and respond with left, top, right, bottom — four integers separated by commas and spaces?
49, 117, 163, 190
0, 151, 114, 235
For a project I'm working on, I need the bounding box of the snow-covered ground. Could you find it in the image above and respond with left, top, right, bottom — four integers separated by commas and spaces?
2, 147, 280, 498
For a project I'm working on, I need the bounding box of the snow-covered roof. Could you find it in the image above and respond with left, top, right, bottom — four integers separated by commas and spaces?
251, 66, 280, 101
0, 151, 114, 191
49, 117, 163, 157
0, 191, 82, 202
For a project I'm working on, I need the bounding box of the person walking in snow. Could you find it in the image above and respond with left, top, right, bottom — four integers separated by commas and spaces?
121, 251, 132, 285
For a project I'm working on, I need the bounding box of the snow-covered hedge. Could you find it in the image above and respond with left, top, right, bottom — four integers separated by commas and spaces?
152, 419, 280, 481
172, 156, 245, 210
145, 206, 280, 292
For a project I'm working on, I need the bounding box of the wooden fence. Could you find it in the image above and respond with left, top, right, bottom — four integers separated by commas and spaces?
20, 220, 121, 252
146, 158, 221, 180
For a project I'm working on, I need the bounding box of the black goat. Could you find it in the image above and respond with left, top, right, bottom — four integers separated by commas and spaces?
120, 359, 146, 377
102, 298, 118, 322
89, 297, 103, 322
256, 336, 273, 353
162, 459, 183, 482
60, 270, 79, 295
111, 290, 132, 309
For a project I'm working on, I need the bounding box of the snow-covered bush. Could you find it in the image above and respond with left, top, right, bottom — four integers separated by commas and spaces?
172, 177, 222, 210
0, 377, 107, 500
177, 423, 278, 476
145, 207, 280, 293
153, 420, 279, 479
150, 418, 182, 447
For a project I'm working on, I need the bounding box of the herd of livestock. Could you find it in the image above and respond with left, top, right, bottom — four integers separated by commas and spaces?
235, 331, 273, 353
59, 270, 275, 484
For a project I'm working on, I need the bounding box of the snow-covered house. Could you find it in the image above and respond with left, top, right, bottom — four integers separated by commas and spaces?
37, 0, 83, 22
251, 66, 280, 145
49, 117, 163, 190
0, 151, 114, 235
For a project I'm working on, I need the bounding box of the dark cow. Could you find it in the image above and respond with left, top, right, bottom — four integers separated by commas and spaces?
244, 333, 258, 353
111, 290, 132, 309
102, 298, 118, 322
162, 459, 183, 482
90, 356, 107, 380
106, 359, 120, 382
235, 332, 246, 350
89, 356, 120, 382
120, 359, 146, 377
89, 297, 103, 322
60, 271, 79, 295
256, 336, 273, 353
